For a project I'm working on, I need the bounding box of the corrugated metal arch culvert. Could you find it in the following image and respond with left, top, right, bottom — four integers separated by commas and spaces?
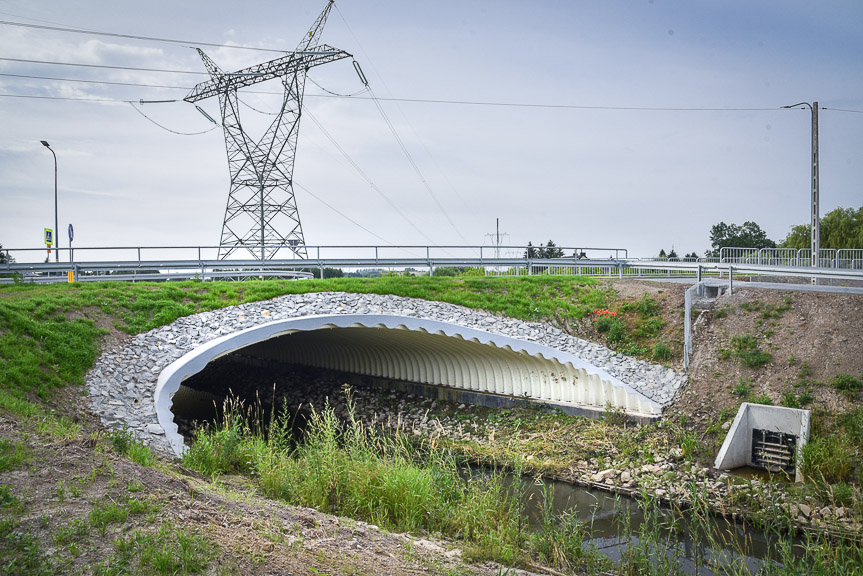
154, 314, 662, 456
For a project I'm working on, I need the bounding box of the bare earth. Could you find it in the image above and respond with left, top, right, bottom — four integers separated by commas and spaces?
669, 282, 863, 432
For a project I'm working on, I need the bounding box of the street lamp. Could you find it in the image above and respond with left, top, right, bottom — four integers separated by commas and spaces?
782, 102, 819, 282
40, 140, 59, 263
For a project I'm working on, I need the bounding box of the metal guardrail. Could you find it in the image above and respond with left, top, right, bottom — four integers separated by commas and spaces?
3, 246, 863, 285
0, 244, 629, 265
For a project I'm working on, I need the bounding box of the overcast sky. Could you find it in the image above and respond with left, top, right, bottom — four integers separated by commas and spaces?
1, 0, 861, 262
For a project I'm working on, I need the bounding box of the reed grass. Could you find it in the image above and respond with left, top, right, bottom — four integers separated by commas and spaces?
183, 390, 863, 575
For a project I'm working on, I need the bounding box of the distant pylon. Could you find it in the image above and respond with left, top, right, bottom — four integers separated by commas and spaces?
185, 0, 351, 260
485, 218, 509, 260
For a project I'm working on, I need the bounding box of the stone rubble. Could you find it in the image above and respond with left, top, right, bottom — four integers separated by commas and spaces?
85, 291, 687, 454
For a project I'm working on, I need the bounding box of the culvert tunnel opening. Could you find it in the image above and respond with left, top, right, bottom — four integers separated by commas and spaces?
158, 320, 661, 454
169, 353, 431, 444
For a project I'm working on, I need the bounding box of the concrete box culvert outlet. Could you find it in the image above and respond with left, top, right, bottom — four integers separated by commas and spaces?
154, 314, 663, 456
714, 402, 811, 483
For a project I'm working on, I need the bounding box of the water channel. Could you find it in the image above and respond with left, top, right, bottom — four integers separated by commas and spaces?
171, 356, 796, 574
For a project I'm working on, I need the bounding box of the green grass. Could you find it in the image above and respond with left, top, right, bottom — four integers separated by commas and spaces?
94, 523, 215, 576
183, 391, 863, 575
0, 517, 55, 576
0, 439, 30, 472
729, 333, 772, 368
801, 434, 855, 484
831, 374, 863, 393
108, 427, 156, 467
0, 277, 609, 413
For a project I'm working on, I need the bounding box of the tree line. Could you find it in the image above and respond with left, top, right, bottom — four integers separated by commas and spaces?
705, 205, 862, 258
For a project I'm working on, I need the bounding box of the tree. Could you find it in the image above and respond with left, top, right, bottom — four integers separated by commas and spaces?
0, 243, 13, 264
780, 206, 863, 250
707, 221, 776, 257
524, 240, 564, 259
685, 252, 699, 260
658, 249, 667, 259
310, 267, 343, 279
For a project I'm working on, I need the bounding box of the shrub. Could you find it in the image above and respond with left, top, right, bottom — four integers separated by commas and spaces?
831, 374, 862, 393
620, 293, 660, 318
607, 320, 625, 344
729, 334, 771, 368
731, 378, 751, 398
652, 341, 672, 361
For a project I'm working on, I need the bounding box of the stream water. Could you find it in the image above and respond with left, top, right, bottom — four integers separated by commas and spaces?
516, 474, 795, 575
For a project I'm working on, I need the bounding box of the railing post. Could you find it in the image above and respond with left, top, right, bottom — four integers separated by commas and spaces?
696, 264, 702, 283
618, 262, 623, 278
728, 265, 733, 296
684, 285, 692, 371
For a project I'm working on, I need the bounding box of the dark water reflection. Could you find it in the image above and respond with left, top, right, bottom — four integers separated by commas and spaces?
516, 476, 795, 575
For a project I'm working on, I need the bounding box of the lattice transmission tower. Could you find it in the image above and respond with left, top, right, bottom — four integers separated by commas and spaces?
185, 0, 351, 260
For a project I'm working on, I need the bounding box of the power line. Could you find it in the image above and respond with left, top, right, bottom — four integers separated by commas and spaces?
3, 89, 862, 115
0, 19, 286, 54
303, 106, 438, 245
127, 102, 218, 136
3, 60, 862, 113
323, 95, 786, 112
0, 56, 206, 76
293, 181, 393, 246
0, 71, 189, 90
367, 85, 469, 244
0, 93, 121, 103
823, 107, 863, 114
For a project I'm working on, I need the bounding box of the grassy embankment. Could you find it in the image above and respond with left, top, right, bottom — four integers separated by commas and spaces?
1, 277, 862, 574
0, 276, 614, 575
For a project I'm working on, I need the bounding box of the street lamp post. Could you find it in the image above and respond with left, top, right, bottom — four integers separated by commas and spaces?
782, 102, 819, 284
40, 140, 59, 263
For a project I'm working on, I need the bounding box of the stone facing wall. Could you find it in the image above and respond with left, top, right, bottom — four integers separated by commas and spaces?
86, 291, 686, 454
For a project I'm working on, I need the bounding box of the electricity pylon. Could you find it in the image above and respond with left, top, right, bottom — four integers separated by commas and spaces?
185, 0, 351, 260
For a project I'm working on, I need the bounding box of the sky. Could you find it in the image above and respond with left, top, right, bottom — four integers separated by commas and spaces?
1, 0, 861, 263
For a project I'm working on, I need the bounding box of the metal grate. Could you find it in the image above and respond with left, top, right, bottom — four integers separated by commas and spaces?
751, 429, 796, 473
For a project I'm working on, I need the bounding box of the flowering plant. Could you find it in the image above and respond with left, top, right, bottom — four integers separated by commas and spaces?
589, 309, 617, 321
589, 308, 617, 333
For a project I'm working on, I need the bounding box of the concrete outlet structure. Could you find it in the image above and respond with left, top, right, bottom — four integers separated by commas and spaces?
155, 314, 663, 456
714, 402, 811, 482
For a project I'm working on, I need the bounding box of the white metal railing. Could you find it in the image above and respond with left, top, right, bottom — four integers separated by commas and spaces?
720, 247, 863, 269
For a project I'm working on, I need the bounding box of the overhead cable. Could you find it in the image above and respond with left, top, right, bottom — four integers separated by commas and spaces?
128, 101, 218, 135
3, 90, 861, 115
367, 86, 470, 244
0, 56, 206, 76
0, 19, 286, 54
0, 71, 188, 90
293, 181, 394, 246
303, 107, 438, 245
